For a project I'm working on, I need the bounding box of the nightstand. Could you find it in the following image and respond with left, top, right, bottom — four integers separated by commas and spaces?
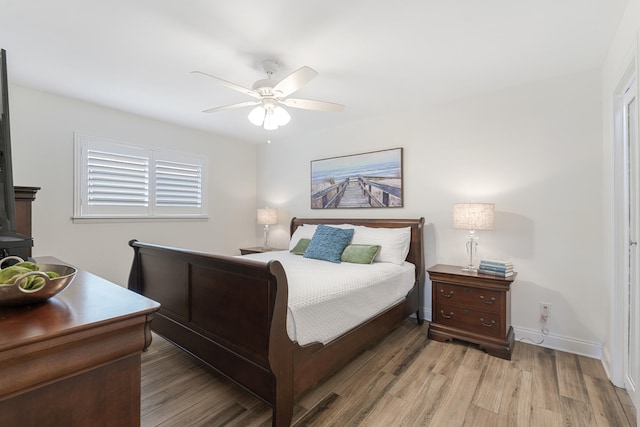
427, 264, 517, 360
239, 246, 286, 255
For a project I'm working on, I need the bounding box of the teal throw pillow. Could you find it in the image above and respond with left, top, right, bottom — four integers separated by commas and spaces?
303, 225, 355, 263
341, 244, 381, 264
290, 238, 311, 255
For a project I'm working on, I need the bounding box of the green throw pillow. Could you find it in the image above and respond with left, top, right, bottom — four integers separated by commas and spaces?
290, 238, 311, 255
341, 244, 381, 264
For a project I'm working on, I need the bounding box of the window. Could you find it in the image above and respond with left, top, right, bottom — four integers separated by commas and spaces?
74, 133, 207, 220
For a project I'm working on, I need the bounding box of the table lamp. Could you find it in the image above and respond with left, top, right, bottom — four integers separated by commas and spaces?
257, 207, 278, 248
452, 203, 494, 272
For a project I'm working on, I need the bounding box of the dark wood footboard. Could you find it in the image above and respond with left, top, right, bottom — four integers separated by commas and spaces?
128, 217, 425, 426
128, 240, 295, 426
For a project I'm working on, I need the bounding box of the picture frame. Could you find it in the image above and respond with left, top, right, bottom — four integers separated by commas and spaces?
310, 148, 403, 209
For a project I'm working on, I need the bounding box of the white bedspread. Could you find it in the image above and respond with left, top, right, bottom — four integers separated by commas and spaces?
240, 251, 415, 345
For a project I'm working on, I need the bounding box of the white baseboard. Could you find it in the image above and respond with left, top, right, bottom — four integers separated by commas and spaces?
419, 309, 602, 360
600, 345, 624, 387
418, 311, 603, 360
513, 326, 603, 359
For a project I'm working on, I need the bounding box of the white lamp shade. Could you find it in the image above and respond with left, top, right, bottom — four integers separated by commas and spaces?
452, 203, 495, 231
257, 208, 278, 225
273, 106, 290, 125
248, 106, 266, 126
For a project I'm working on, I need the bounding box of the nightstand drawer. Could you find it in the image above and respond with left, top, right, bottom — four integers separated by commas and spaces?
435, 302, 503, 338
434, 282, 503, 313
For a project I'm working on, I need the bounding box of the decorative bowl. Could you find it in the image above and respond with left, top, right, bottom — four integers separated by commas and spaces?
0, 256, 77, 306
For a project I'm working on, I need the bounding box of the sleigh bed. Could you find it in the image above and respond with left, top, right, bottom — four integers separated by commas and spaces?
128, 217, 425, 426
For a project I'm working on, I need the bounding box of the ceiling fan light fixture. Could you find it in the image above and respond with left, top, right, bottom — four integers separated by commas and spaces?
249, 104, 290, 130
248, 106, 266, 126
196, 61, 343, 133
263, 111, 279, 131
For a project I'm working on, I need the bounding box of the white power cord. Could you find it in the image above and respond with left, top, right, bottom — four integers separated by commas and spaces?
519, 313, 549, 345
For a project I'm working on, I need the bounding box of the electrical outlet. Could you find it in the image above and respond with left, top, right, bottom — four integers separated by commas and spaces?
540, 302, 551, 319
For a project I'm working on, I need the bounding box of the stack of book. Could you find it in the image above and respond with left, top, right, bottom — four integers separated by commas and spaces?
478, 259, 514, 277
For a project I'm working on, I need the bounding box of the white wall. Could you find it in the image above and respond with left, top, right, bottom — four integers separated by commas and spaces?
4, 47, 607, 361
257, 69, 605, 357
9, 85, 257, 286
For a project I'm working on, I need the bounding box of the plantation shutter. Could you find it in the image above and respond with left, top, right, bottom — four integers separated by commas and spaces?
154, 160, 202, 208
87, 149, 149, 207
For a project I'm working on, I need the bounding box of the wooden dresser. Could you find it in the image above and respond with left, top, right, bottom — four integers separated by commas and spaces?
427, 264, 516, 360
14, 186, 39, 244
0, 257, 160, 426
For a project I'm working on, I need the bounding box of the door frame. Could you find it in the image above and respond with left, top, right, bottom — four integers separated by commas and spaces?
612, 53, 639, 411
623, 76, 638, 402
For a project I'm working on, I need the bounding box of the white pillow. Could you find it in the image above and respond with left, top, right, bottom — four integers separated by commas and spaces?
351, 226, 411, 265
288, 224, 318, 250
329, 224, 356, 230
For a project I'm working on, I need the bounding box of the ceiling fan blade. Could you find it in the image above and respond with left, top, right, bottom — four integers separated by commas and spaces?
191, 71, 262, 99
281, 98, 344, 112
202, 100, 261, 113
273, 66, 318, 98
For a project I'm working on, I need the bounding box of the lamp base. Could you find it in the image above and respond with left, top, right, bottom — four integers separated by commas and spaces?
463, 230, 478, 273
263, 225, 270, 248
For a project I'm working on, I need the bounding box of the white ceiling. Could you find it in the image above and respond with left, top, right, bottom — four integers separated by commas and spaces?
0, 0, 629, 144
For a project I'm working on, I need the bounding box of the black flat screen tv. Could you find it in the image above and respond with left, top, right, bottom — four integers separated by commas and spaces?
0, 48, 17, 232
0, 48, 32, 259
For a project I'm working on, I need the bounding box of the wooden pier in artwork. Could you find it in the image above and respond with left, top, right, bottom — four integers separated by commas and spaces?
311, 176, 401, 209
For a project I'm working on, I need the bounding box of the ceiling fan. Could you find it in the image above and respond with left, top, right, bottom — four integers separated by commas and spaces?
192, 59, 344, 130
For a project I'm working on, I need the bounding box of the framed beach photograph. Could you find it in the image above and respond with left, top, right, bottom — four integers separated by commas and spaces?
310, 148, 403, 209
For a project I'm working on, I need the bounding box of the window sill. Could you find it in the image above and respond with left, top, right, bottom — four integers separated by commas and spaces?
72, 216, 209, 224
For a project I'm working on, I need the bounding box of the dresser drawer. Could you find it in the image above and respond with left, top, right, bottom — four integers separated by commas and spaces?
435, 302, 503, 338
434, 282, 503, 313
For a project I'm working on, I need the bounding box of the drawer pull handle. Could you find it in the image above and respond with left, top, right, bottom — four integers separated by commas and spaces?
479, 296, 496, 304
440, 310, 454, 319
440, 289, 454, 298
480, 318, 495, 328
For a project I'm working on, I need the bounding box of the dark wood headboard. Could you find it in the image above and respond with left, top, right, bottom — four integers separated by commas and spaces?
290, 217, 425, 290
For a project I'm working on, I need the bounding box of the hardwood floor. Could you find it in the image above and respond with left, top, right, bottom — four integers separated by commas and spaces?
141, 319, 637, 426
